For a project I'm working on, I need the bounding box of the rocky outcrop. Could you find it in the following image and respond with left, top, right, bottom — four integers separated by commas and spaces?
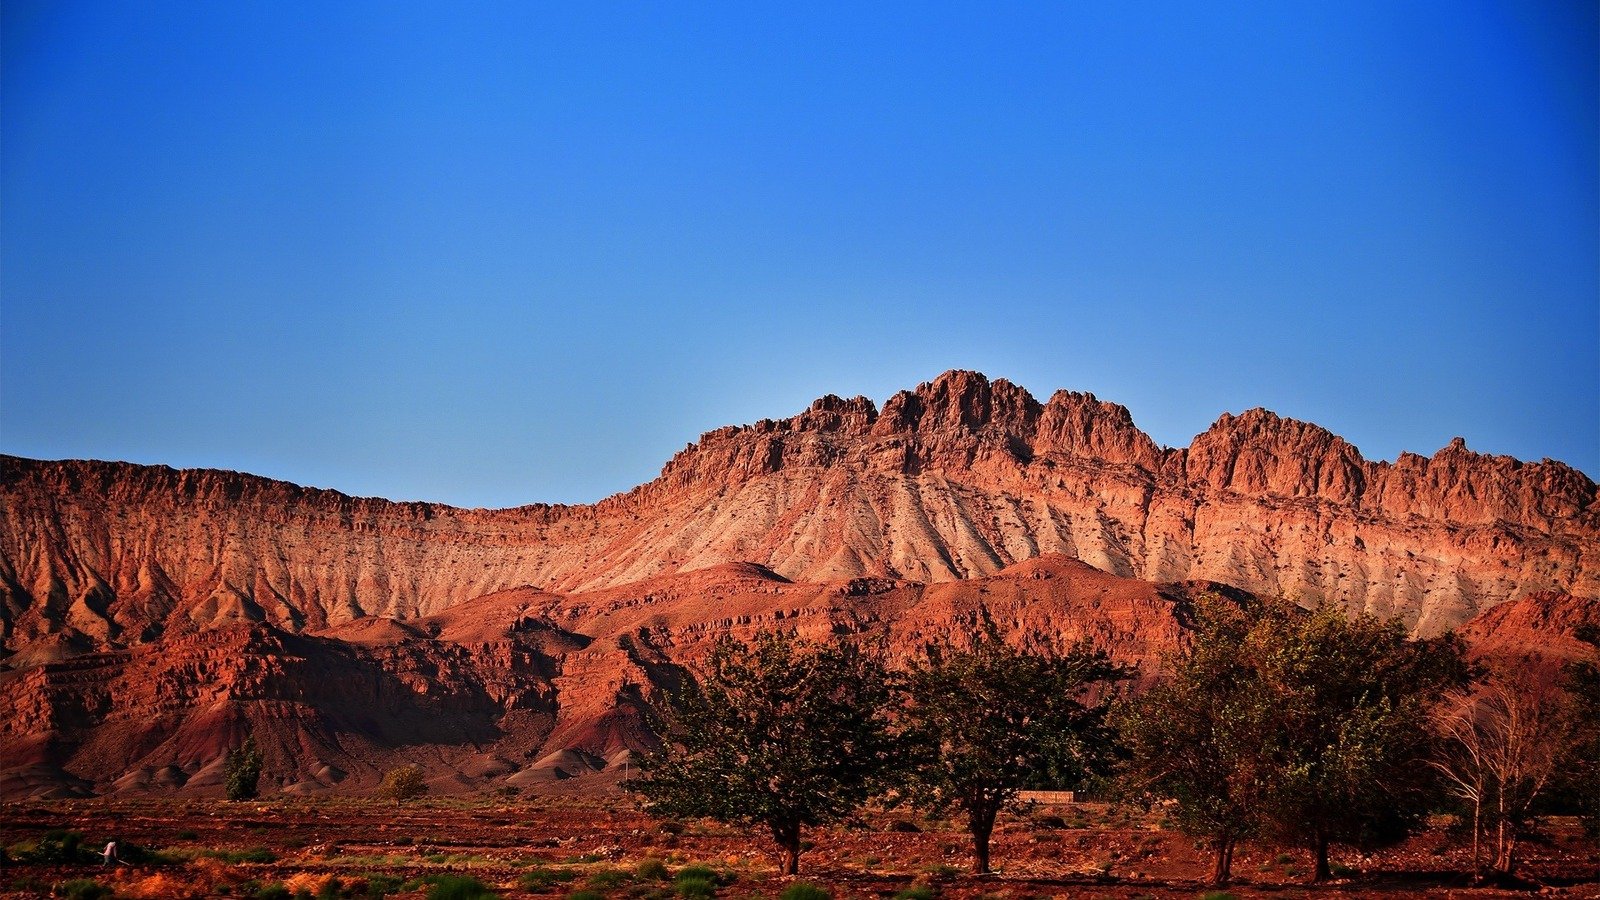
0, 555, 1224, 797
2, 370, 1594, 661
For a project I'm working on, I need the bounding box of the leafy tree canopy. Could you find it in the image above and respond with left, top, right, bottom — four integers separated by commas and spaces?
897, 621, 1129, 872
630, 629, 896, 874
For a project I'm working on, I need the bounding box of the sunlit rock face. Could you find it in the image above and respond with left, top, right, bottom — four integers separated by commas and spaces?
0, 370, 1593, 797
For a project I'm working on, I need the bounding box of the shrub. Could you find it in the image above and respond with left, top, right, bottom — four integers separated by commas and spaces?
588, 870, 630, 889
224, 739, 265, 802
567, 892, 606, 900
356, 874, 405, 898
892, 887, 936, 900
33, 830, 90, 864
420, 875, 497, 900
380, 766, 428, 806
1199, 893, 1238, 900
887, 820, 922, 833
635, 859, 669, 881
673, 877, 715, 900
778, 883, 829, 900
53, 880, 113, 900
202, 846, 277, 864
254, 886, 291, 900
519, 869, 579, 890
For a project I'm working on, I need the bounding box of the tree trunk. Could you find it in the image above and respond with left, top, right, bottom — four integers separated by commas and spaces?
1312, 832, 1331, 882
1210, 837, 1235, 887
969, 805, 997, 874
1470, 801, 1482, 882
771, 820, 802, 875
1494, 828, 1518, 877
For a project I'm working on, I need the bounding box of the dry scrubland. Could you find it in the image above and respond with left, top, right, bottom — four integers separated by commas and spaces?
2, 797, 1596, 900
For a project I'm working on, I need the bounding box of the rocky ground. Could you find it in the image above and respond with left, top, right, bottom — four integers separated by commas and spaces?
2, 797, 1596, 898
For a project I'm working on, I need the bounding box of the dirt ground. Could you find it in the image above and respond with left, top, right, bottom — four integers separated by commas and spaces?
2, 796, 1596, 899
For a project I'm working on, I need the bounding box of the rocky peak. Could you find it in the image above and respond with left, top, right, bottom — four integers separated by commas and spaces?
1035, 389, 1167, 471
1185, 407, 1367, 503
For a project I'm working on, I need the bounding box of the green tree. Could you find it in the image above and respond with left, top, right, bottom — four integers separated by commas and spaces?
223, 737, 264, 802
380, 764, 429, 806
630, 630, 896, 874
1118, 596, 1469, 886
1565, 624, 1600, 838
1253, 604, 1470, 881
1117, 594, 1277, 886
897, 623, 1130, 873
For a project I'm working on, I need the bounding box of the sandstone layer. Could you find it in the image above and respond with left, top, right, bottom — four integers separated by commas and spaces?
3, 370, 1593, 655
0, 555, 1225, 797
1, 369, 1595, 798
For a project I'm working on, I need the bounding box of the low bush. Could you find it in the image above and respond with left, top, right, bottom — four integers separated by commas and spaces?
778, 883, 829, 900
32, 830, 91, 864
518, 868, 579, 890
672, 866, 718, 884
420, 874, 497, 900
254, 885, 291, 900
567, 892, 605, 900
354, 873, 405, 898
52, 879, 113, 900
673, 877, 715, 900
588, 870, 631, 889
892, 886, 936, 900
201, 846, 277, 864
635, 859, 669, 881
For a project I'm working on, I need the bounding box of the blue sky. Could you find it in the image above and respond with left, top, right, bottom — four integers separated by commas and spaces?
3, 2, 1595, 507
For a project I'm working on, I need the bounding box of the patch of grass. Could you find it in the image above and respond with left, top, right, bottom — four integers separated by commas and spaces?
589, 869, 632, 889
1199, 892, 1239, 900
920, 864, 961, 881
254, 885, 292, 900
1329, 863, 1358, 878
892, 886, 937, 900
570, 852, 608, 864
673, 865, 719, 884
420, 874, 498, 900
636, 858, 670, 881
356, 873, 405, 898
673, 876, 715, 900
330, 853, 411, 867
568, 892, 606, 900
52, 879, 114, 900
175, 829, 199, 841
778, 883, 830, 900
519, 867, 581, 890
202, 846, 278, 864
1274, 853, 1294, 864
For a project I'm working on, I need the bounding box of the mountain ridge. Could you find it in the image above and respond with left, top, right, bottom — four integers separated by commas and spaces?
2, 370, 1595, 656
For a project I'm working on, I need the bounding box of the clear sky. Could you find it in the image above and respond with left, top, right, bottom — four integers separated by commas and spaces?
3, 2, 1596, 507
